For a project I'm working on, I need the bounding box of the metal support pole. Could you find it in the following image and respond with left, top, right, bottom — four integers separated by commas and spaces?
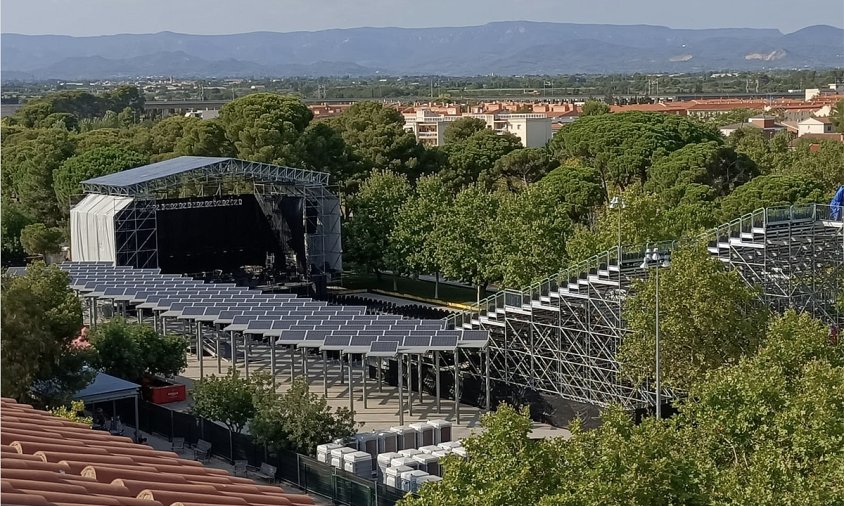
270, 341, 276, 388
152, 308, 157, 333
216, 329, 222, 374
340, 353, 345, 385
92, 300, 98, 330
362, 356, 368, 409
161, 316, 166, 336
133, 395, 140, 442
302, 348, 308, 379
417, 354, 423, 405
322, 351, 328, 396
347, 353, 354, 413
435, 351, 441, 414
197, 323, 203, 379
290, 346, 296, 382
655, 266, 661, 419
230, 331, 236, 368
378, 358, 383, 392
406, 354, 413, 417
454, 349, 460, 424
244, 335, 250, 379
137, 307, 143, 324
485, 345, 491, 412
398, 356, 404, 426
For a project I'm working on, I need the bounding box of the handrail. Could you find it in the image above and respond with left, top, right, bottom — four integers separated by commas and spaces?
445, 203, 836, 328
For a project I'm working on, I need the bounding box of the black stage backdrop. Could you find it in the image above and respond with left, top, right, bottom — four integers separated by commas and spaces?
155, 194, 281, 274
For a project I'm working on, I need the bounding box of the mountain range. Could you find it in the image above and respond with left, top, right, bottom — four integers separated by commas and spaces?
2, 22, 842, 79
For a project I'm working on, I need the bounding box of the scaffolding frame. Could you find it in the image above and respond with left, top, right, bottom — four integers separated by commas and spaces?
79, 158, 341, 281
447, 203, 844, 409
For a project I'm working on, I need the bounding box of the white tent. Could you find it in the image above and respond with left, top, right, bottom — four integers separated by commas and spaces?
70, 194, 134, 263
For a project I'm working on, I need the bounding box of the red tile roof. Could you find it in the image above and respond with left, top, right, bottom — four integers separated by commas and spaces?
0, 398, 315, 506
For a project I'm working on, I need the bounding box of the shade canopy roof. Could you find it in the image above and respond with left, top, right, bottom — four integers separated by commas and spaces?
74, 372, 140, 404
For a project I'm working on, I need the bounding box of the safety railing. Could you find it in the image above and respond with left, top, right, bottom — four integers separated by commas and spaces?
445, 203, 836, 330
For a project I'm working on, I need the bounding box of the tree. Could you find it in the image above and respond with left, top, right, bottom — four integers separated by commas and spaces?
548, 111, 721, 192
728, 127, 793, 175
173, 119, 234, 157
191, 369, 271, 433
251, 377, 357, 456
403, 404, 562, 506
330, 101, 427, 190
38, 112, 79, 131
433, 184, 501, 301
1, 262, 92, 405
294, 121, 354, 191
580, 100, 611, 116
537, 163, 604, 223
680, 311, 844, 505
620, 242, 768, 390
1, 203, 34, 266
718, 173, 826, 221
707, 108, 764, 127
20, 223, 64, 259
443, 117, 488, 144
53, 146, 148, 210
1, 129, 75, 225
830, 99, 844, 133
218, 93, 313, 164
344, 170, 412, 276
789, 139, 844, 191
150, 116, 200, 156
90, 319, 188, 382
440, 129, 522, 193
490, 185, 573, 288
481, 147, 558, 192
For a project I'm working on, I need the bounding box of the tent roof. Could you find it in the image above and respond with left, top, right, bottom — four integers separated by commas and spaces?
74, 372, 140, 404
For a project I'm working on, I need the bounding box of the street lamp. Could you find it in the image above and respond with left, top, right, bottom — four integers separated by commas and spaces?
609, 196, 626, 327
640, 247, 671, 418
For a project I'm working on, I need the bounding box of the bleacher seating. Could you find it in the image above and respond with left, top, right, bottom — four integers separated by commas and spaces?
325, 293, 454, 320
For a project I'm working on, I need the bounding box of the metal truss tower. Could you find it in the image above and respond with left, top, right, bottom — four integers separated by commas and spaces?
446, 204, 844, 409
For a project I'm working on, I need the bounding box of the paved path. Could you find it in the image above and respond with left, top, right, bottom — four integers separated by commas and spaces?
174, 335, 570, 440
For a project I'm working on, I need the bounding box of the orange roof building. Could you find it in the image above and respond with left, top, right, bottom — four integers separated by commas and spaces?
0, 398, 315, 506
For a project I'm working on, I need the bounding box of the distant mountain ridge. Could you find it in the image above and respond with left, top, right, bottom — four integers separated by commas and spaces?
2, 22, 841, 79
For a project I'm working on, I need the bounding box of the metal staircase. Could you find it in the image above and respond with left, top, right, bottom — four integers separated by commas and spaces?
446, 204, 844, 409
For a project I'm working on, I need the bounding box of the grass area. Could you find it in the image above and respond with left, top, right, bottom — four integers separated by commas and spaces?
337, 271, 491, 305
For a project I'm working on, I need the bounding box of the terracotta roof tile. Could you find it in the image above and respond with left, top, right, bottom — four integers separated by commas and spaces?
0, 397, 317, 506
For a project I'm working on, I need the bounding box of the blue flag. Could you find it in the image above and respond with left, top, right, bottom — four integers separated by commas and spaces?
831, 186, 844, 220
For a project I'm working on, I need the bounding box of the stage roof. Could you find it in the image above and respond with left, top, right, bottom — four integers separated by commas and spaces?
81, 156, 330, 196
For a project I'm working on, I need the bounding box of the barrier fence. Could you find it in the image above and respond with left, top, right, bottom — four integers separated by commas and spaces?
109, 398, 407, 506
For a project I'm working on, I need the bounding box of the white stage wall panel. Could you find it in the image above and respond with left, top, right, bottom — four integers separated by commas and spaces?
70, 194, 134, 263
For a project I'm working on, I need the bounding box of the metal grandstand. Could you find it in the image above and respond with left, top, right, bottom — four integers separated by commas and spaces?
447, 203, 844, 410
43, 262, 490, 425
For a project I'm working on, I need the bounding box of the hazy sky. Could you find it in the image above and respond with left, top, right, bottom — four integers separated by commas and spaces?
3, 0, 842, 36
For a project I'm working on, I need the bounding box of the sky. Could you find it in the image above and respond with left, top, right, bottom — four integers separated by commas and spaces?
2, 0, 843, 36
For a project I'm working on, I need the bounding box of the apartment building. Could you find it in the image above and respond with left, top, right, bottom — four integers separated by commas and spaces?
403, 109, 553, 147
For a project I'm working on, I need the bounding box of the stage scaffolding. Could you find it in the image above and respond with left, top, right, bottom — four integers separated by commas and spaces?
446, 204, 844, 410
78, 157, 341, 281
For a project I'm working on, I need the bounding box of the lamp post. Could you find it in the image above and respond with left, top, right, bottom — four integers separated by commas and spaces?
640, 247, 671, 418
609, 196, 626, 328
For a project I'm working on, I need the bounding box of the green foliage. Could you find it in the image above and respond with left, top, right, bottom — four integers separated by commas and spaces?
251, 377, 357, 456
433, 184, 501, 294
39, 112, 79, 131
344, 170, 412, 274
150, 115, 200, 155
718, 173, 826, 221
620, 243, 768, 390
191, 368, 271, 433
481, 147, 558, 192
173, 119, 234, 157
53, 146, 148, 210
707, 108, 764, 127
330, 101, 427, 191
537, 163, 605, 223
406, 311, 844, 506
51, 400, 93, 425
727, 127, 793, 175
440, 129, 522, 194
443, 117, 488, 144
1, 128, 75, 225
549, 111, 721, 191
219, 93, 313, 164
294, 121, 353, 190
20, 223, 64, 259
830, 99, 844, 134
490, 184, 572, 288
580, 100, 611, 116
1, 203, 34, 266
90, 319, 187, 382
789, 140, 844, 191
0, 262, 90, 405
388, 175, 451, 279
